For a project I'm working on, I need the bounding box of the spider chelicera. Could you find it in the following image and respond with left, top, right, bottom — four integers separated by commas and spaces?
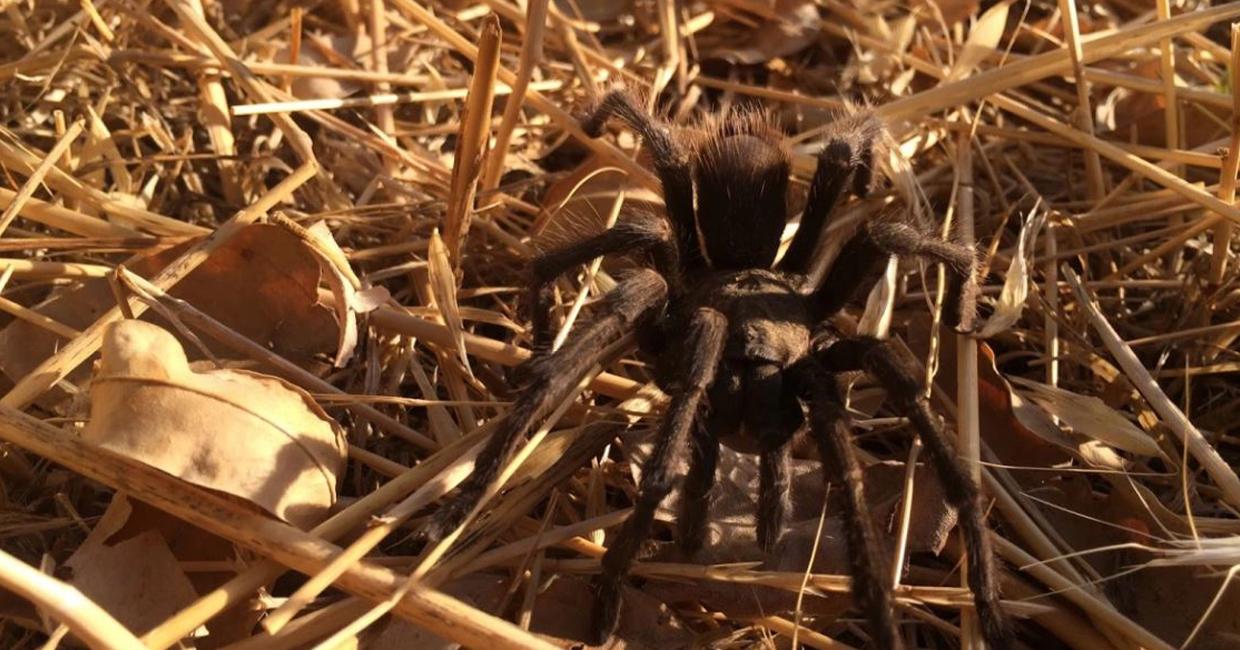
422, 89, 1013, 650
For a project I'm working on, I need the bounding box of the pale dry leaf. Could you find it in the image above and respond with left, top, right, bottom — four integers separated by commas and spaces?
974, 206, 1046, 338
1010, 376, 1164, 458
84, 319, 348, 529
427, 229, 471, 376
945, 0, 1013, 82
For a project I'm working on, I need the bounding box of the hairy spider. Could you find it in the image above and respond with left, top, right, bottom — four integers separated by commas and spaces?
422, 89, 1013, 649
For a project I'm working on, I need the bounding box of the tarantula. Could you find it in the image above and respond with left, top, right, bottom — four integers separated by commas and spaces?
423, 89, 1013, 649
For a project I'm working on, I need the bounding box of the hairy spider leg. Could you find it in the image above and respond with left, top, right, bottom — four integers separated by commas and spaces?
780, 112, 884, 275
528, 217, 678, 351
820, 337, 1015, 650
420, 270, 669, 544
677, 364, 740, 553
816, 219, 979, 332
792, 357, 902, 650
591, 307, 728, 644
745, 363, 802, 551
581, 89, 704, 269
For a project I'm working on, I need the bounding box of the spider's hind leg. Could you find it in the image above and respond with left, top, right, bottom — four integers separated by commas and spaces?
820, 336, 1014, 650
592, 307, 727, 644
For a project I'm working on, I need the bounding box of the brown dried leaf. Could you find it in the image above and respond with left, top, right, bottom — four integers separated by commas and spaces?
0, 224, 340, 410
62, 528, 198, 637
84, 319, 347, 529
708, 0, 821, 65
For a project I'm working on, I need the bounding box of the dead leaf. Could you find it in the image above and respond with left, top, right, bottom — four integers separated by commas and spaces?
0, 224, 340, 411
973, 207, 1046, 338
62, 528, 199, 638
945, 1, 1013, 82
708, 0, 821, 65
1010, 377, 1164, 458
84, 319, 347, 529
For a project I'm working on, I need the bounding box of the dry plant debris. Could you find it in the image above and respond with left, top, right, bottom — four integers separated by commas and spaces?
0, 1, 1239, 648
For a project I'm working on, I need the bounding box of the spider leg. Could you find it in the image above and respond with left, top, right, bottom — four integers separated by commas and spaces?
746, 363, 802, 551
816, 219, 979, 332
780, 111, 883, 275
529, 216, 678, 351
793, 358, 901, 650
421, 270, 668, 544
580, 89, 703, 268
678, 362, 739, 554
820, 336, 1014, 650
592, 307, 727, 644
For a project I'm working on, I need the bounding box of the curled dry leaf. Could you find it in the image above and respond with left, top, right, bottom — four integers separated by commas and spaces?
302, 220, 388, 367
84, 319, 347, 529
973, 206, 1046, 339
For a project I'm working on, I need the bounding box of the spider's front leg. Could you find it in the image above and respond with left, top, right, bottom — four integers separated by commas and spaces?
579, 88, 702, 268
819, 337, 1014, 650
591, 307, 727, 644
792, 358, 901, 650
818, 218, 980, 332
780, 111, 884, 275
420, 270, 668, 545
527, 216, 677, 352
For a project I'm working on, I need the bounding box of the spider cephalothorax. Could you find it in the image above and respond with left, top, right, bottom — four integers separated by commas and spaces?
423, 89, 1013, 649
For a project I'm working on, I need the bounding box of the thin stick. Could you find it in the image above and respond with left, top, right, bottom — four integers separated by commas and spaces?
1209, 23, 1240, 285
1064, 268, 1240, 509
444, 13, 501, 269
1056, 0, 1105, 199
481, 0, 551, 192
0, 118, 85, 238
0, 404, 557, 650
954, 130, 982, 650
1156, 0, 1180, 179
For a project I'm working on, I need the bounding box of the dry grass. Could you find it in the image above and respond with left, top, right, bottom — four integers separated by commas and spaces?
1, 1, 1240, 648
